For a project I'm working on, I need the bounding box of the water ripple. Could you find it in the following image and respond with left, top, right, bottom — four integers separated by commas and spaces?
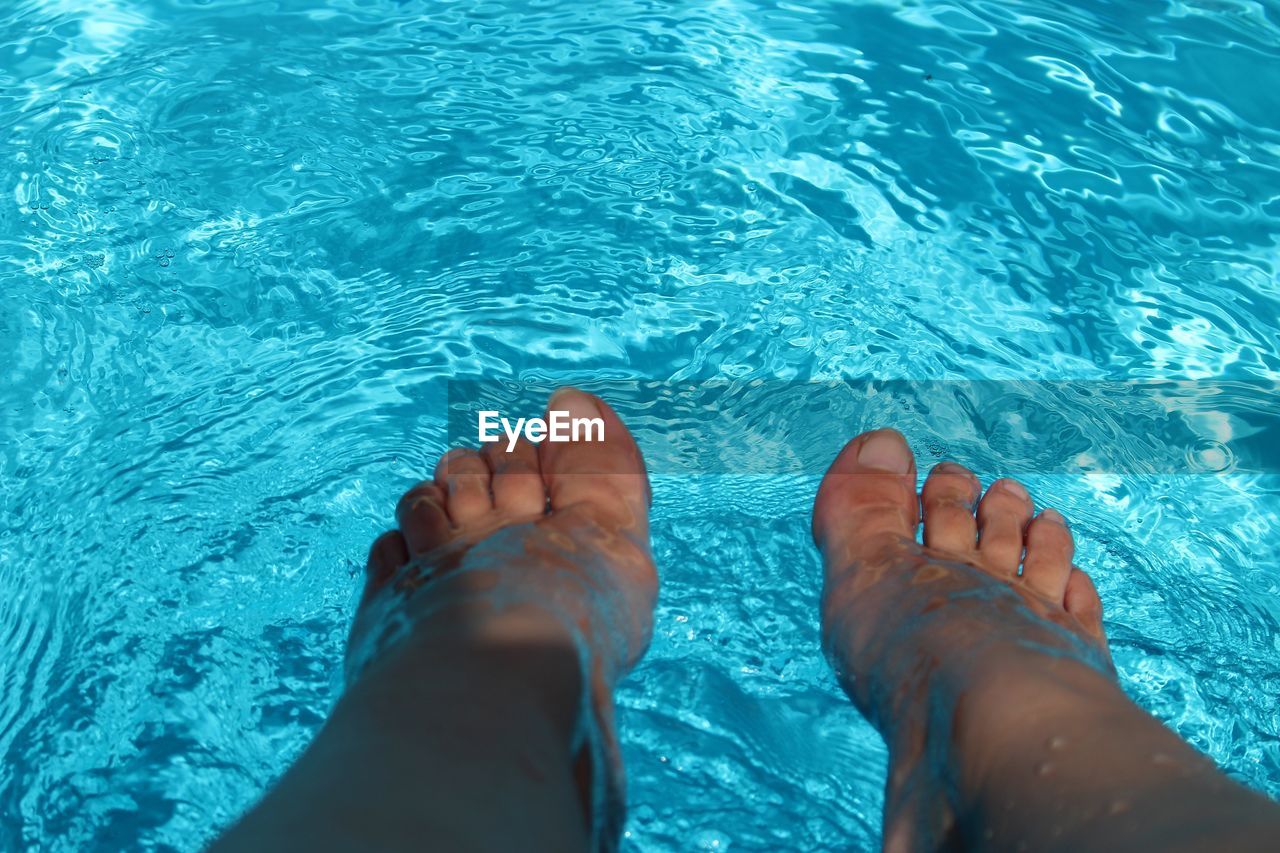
2, 0, 1279, 849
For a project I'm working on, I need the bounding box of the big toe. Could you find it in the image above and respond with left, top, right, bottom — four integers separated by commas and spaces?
813, 429, 920, 566
538, 388, 650, 534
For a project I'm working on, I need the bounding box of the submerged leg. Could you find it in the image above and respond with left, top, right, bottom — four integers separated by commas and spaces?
212, 389, 657, 852
813, 429, 1280, 852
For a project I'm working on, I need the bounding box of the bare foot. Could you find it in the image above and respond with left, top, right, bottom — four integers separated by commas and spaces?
351, 387, 657, 845
813, 429, 1115, 850
212, 389, 655, 852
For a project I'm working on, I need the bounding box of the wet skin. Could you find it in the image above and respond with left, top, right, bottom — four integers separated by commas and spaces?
813, 428, 1280, 852
212, 388, 654, 851
213, 391, 1280, 852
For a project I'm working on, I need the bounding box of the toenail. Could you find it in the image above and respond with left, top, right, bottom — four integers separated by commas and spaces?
858, 431, 911, 474
933, 461, 975, 480
1040, 507, 1067, 527
548, 387, 602, 420
996, 478, 1029, 500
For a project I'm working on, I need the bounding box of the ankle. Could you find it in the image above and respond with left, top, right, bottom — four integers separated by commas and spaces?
945, 656, 1129, 813
429, 602, 594, 730
956, 652, 1117, 743
346, 600, 590, 746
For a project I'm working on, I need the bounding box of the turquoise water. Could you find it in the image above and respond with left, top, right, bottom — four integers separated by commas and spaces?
2, 0, 1280, 848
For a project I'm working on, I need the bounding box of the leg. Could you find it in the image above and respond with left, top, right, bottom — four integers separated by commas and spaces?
212, 389, 656, 852
813, 429, 1280, 852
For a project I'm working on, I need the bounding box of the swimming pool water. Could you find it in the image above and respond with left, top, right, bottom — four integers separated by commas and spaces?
2, 0, 1279, 849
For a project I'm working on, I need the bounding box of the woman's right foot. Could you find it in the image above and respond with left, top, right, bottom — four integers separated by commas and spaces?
813, 428, 1117, 851
814, 428, 1280, 853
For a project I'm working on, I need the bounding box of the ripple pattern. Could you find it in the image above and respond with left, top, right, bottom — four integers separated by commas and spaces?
2, 0, 1279, 849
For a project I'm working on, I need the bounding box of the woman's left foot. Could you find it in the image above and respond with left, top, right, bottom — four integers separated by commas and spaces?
350, 387, 657, 844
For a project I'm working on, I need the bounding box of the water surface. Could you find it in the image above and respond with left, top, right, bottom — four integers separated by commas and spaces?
2, 0, 1279, 849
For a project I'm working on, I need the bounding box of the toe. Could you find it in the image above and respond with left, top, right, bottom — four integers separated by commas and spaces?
434, 448, 494, 525
485, 436, 547, 516
395, 481, 453, 553
920, 462, 980, 554
1021, 508, 1073, 601
365, 529, 409, 586
812, 429, 919, 563
976, 478, 1033, 577
1064, 568, 1105, 637
537, 388, 649, 531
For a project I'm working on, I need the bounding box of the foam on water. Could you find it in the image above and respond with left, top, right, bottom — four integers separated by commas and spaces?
2, 0, 1279, 849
